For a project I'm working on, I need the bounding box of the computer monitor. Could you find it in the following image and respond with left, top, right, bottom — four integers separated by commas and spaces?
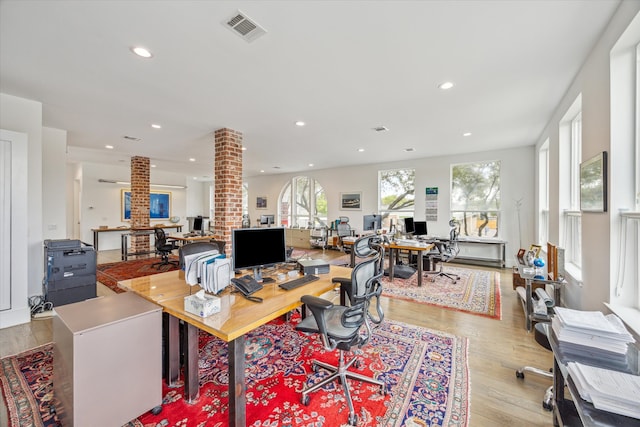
231, 227, 286, 282
414, 221, 428, 236
191, 216, 204, 234
403, 217, 415, 234
260, 214, 275, 226
363, 214, 382, 231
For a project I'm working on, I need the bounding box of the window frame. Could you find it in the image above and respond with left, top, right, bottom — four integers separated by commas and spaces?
278, 176, 327, 228
377, 168, 415, 229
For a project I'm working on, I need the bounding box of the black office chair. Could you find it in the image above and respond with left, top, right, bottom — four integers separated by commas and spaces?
296, 237, 387, 426
425, 226, 461, 283
152, 228, 179, 269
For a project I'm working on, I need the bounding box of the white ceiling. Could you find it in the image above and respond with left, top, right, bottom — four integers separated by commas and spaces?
0, 0, 621, 180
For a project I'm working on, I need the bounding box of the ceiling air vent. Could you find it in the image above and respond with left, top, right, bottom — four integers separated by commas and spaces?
123, 135, 142, 142
223, 10, 267, 43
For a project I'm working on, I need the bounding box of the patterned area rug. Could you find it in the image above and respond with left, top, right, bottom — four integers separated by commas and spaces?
382, 265, 502, 319
0, 317, 470, 427
96, 257, 179, 293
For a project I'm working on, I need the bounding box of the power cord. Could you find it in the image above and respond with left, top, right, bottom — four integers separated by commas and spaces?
29, 295, 53, 317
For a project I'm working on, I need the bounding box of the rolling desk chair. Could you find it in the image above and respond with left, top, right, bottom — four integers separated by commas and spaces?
336, 217, 352, 251
296, 237, 387, 426
425, 225, 461, 283
516, 322, 554, 410
152, 228, 179, 269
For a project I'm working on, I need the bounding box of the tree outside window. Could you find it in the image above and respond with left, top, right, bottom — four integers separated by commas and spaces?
378, 168, 415, 228
279, 176, 327, 228
451, 160, 500, 237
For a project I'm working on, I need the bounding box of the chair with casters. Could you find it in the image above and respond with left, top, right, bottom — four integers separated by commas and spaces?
152, 228, 179, 269
296, 237, 387, 426
425, 225, 461, 283
336, 216, 352, 251
208, 239, 226, 255
516, 322, 554, 411
178, 241, 220, 269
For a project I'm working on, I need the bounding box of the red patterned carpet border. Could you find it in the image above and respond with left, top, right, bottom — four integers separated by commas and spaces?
96, 257, 179, 293
0, 317, 469, 427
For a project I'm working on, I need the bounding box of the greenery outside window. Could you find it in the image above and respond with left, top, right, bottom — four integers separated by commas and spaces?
378, 169, 415, 229
279, 176, 327, 228
451, 160, 501, 238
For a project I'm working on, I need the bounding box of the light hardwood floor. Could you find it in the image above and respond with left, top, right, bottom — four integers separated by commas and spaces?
0, 249, 554, 426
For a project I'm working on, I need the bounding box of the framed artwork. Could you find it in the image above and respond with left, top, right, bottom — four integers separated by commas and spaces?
121, 189, 171, 221
340, 192, 361, 210
256, 196, 268, 209
517, 248, 526, 264
529, 244, 542, 258
580, 151, 607, 212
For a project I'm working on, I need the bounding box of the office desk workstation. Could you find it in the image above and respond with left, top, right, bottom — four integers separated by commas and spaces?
92, 224, 183, 251
118, 264, 351, 427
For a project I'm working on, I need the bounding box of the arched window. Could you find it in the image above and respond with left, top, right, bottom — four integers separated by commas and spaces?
279, 176, 327, 228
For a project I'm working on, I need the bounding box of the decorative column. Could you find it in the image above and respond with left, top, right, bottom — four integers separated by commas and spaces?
213, 128, 243, 250
130, 156, 150, 254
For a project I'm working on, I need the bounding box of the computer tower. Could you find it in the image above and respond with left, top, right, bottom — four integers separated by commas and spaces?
44, 239, 97, 307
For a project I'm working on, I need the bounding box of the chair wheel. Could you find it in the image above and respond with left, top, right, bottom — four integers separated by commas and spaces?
353, 359, 362, 369
301, 394, 310, 405
452, 281, 457, 284
542, 401, 553, 411
311, 363, 318, 372
151, 405, 162, 415
348, 413, 358, 426
516, 370, 524, 379
381, 383, 388, 395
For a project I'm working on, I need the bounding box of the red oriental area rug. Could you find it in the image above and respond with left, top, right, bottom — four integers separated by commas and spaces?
0, 317, 469, 427
382, 266, 502, 319
97, 257, 179, 293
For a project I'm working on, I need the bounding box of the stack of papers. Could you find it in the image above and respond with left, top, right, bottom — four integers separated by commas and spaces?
567, 362, 640, 419
183, 250, 232, 294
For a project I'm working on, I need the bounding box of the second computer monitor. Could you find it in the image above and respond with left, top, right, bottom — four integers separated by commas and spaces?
413, 221, 428, 236
260, 214, 275, 226
404, 217, 415, 234
363, 214, 382, 231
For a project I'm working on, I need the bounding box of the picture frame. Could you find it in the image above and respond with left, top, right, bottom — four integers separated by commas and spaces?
529, 244, 542, 258
121, 189, 171, 221
340, 192, 361, 210
517, 248, 526, 264
580, 151, 607, 212
256, 196, 268, 209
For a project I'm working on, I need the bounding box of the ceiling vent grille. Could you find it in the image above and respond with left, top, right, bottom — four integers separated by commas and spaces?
223, 10, 267, 43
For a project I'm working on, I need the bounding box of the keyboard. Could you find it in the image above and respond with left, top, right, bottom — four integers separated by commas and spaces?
278, 274, 319, 290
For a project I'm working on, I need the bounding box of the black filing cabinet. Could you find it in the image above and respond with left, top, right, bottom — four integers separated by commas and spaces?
44, 239, 97, 307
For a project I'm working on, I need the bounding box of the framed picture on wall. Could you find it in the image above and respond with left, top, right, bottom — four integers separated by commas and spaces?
256, 196, 268, 209
340, 192, 361, 210
121, 189, 171, 221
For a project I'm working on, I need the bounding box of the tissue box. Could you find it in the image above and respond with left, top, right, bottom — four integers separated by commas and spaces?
184, 293, 221, 317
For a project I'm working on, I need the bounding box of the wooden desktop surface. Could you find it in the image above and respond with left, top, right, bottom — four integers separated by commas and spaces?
167, 233, 215, 243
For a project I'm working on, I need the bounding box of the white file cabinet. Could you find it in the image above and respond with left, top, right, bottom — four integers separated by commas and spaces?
53, 292, 162, 426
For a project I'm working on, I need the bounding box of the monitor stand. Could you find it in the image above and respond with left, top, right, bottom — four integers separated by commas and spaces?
252, 267, 274, 283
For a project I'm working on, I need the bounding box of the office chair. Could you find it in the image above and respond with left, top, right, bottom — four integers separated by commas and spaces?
336, 216, 352, 251
425, 226, 461, 283
516, 322, 554, 411
296, 237, 386, 426
208, 239, 226, 255
152, 228, 179, 269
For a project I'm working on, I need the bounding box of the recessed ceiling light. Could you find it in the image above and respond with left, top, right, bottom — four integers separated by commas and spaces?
105, 145, 114, 149
241, 146, 247, 151
308, 163, 314, 167
357, 148, 365, 152
193, 177, 198, 180
151, 124, 162, 129
189, 158, 196, 162
463, 132, 472, 137
151, 164, 156, 168
260, 169, 265, 173
438, 81, 454, 90
295, 121, 306, 127
131, 46, 153, 58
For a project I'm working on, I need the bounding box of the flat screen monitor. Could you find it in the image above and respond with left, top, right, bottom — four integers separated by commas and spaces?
260, 214, 275, 226
404, 217, 415, 234
192, 216, 204, 232
232, 227, 286, 282
363, 214, 382, 231
414, 221, 428, 236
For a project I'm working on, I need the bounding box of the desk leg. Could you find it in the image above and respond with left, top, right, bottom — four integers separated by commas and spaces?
388, 248, 395, 281
164, 314, 181, 386
552, 356, 563, 427
229, 335, 246, 426
350, 249, 355, 268
121, 234, 128, 261
525, 279, 533, 332
183, 322, 200, 403
417, 249, 423, 287
93, 230, 99, 251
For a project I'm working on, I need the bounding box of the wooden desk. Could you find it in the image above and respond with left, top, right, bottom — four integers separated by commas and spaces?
92, 224, 182, 251
119, 265, 351, 427
167, 233, 215, 244
387, 241, 434, 287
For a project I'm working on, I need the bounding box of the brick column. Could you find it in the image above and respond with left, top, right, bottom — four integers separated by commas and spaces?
214, 128, 243, 250
130, 156, 150, 254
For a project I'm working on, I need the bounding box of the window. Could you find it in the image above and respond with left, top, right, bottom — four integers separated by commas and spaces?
564, 112, 582, 269
378, 168, 415, 229
451, 160, 500, 238
538, 140, 550, 245
279, 176, 327, 228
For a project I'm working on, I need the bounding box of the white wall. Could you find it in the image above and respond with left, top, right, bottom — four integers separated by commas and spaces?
42, 126, 67, 240
246, 145, 534, 266
0, 93, 44, 299
535, 1, 640, 311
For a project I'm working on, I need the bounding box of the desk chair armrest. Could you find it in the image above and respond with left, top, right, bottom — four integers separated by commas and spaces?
301, 295, 333, 310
